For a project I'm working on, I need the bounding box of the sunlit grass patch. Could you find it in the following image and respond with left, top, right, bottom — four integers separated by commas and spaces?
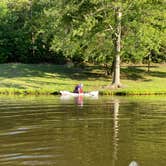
0, 63, 165, 95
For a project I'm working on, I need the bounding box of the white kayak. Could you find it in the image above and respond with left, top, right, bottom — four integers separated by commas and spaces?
60, 91, 99, 97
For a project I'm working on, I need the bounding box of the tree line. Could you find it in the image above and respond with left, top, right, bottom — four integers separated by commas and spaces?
0, 1, 166, 85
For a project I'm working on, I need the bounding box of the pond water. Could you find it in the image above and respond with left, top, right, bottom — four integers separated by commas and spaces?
0, 95, 165, 166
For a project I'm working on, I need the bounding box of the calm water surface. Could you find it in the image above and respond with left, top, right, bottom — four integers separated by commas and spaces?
0, 95, 166, 166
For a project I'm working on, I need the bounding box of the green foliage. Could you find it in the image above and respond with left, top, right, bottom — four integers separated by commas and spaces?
122, 0, 166, 63
0, 0, 165, 64
0, 0, 67, 64
49, 0, 115, 64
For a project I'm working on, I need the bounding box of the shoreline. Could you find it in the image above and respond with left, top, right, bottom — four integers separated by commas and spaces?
0, 88, 165, 96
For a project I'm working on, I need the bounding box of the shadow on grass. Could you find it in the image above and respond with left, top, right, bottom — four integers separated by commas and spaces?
149, 71, 166, 78
0, 63, 108, 81
121, 66, 145, 80
121, 66, 166, 80
0, 82, 28, 89
0, 64, 165, 82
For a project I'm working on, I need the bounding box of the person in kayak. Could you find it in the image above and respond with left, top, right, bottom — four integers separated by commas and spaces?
73, 83, 83, 94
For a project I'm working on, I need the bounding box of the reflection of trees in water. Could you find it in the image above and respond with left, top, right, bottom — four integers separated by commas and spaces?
56, 97, 144, 166
55, 97, 144, 166
112, 99, 140, 166
112, 99, 119, 166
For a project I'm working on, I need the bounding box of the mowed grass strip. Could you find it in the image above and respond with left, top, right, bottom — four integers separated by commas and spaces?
0, 63, 165, 95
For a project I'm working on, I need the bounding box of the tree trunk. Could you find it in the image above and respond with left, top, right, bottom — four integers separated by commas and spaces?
147, 52, 151, 72
111, 58, 115, 75
111, 7, 122, 88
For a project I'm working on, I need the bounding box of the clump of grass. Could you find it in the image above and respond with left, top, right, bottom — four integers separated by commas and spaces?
0, 88, 58, 95
102, 88, 166, 96
99, 89, 114, 95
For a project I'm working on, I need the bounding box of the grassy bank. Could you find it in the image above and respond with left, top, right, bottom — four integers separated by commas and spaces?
0, 63, 165, 95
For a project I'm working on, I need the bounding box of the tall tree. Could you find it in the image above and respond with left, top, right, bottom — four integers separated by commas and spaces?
49, 0, 133, 87
112, 2, 122, 88
49, 0, 122, 86
49, 0, 165, 88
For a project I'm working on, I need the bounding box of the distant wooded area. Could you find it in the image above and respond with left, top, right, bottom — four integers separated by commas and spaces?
0, 0, 165, 64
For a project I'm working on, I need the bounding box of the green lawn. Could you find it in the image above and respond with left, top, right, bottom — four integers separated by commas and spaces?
115, 64, 166, 95
0, 63, 165, 95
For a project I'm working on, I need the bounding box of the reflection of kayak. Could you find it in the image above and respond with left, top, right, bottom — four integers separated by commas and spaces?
60, 91, 99, 97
